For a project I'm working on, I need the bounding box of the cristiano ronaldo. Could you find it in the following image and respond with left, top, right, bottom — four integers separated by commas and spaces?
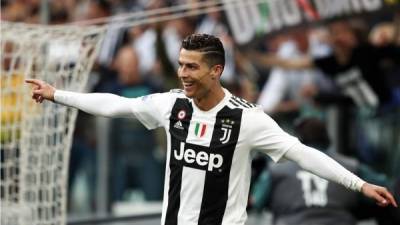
27, 33, 397, 225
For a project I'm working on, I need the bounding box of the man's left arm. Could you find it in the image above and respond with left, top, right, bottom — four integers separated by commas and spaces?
247, 109, 396, 207
283, 143, 398, 208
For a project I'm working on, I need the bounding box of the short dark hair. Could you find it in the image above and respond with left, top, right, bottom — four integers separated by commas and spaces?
181, 33, 225, 68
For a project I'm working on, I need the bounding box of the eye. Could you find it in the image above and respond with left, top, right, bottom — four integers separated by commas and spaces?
187, 64, 199, 70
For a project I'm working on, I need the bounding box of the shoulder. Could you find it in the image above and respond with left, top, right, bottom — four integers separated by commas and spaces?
137, 90, 188, 109
227, 95, 258, 110
226, 95, 279, 128
168, 89, 191, 103
226, 95, 268, 119
143, 89, 186, 100
136, 90, 189, 123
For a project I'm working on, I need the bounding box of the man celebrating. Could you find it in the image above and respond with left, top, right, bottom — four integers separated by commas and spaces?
26, 34, 396, 225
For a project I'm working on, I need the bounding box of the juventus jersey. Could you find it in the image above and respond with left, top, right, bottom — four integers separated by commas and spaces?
130, 88, 299, 225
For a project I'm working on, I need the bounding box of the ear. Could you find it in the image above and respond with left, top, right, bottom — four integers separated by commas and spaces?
211, 64, 223, 78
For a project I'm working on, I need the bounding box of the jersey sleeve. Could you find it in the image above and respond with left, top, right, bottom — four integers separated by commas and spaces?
130, 92, 174, 130
246, 108, 300, 162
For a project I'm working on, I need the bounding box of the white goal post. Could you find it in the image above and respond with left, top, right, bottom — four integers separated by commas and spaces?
1, 22, 105, 225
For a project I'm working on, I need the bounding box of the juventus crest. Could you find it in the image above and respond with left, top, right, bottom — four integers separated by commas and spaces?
220, 119, 235, 144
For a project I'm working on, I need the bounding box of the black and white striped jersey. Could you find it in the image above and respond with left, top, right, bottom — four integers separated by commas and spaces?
131, 88, 299, 225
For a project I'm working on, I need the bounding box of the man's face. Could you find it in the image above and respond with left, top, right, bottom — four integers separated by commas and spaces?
178, 48, 218, 99
329, 22, 357, 49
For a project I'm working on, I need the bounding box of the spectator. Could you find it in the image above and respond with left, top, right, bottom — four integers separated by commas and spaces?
196, 8, 236, 86
252, 19, 400, 160
68, 112, 97, 213
257, 29, 334, 117
156, 17, 196, 90
250, 117, 400, 225
1, 0, 39, 23
253, 19, 400, 111
84, 0, 111, 21
109, 46, 164, 202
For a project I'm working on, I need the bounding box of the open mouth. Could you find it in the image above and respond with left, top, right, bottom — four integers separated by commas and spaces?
182, 81, 195, 89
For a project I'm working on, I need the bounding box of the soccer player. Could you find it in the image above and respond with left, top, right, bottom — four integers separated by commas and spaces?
26, 34, 397, 225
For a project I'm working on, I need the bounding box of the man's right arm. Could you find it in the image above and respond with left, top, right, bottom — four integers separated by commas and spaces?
26, 79, 135, 118
54, 90, 135, 118
249, 52, 315, 70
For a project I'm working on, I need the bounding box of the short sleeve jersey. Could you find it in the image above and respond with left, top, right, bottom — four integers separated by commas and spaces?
130, 88, 299, 225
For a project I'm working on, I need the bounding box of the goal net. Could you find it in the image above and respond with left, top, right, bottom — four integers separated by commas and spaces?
1, 22, 105, 225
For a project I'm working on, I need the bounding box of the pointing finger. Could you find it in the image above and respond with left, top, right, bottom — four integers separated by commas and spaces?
25, 79, 42, 87
25, 78, 38, 84
380, 189, 398, 207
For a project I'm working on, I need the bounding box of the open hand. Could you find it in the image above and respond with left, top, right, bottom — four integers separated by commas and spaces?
25, 79, 56, 103
361, 182, 398, 207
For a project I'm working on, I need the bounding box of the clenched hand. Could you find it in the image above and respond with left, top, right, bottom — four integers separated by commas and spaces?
25, 79, 56, 103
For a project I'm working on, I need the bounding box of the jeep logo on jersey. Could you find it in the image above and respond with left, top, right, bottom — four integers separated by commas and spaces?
174, 142, 223, 172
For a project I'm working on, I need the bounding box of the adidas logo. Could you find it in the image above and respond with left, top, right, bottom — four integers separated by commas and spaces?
174, 121, 184, 129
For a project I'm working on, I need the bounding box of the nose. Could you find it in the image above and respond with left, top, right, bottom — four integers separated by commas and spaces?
178, 68, 188, 79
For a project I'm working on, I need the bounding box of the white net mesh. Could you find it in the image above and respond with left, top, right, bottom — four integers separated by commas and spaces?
1, 22, 105, 225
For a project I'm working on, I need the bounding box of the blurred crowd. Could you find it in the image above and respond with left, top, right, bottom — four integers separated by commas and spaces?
3, 0, 399, 224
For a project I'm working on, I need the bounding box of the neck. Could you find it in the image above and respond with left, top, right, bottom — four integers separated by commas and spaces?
334, 46, 352, 64
193, 85, 225, 111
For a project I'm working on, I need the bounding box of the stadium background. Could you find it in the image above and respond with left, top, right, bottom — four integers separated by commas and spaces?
1, 0, 400, 225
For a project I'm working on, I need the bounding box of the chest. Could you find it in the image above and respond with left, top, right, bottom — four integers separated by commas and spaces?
167, 102, 243, 173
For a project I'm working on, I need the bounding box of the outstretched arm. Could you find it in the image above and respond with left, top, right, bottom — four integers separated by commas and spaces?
248, 52, 315, 70
26, 79, 135, 118
284, 144, 398, 208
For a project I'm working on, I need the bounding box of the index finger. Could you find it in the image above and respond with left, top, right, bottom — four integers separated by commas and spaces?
25, 79, 41, 86
379, 189, 398, 207
377, 189, 397, 207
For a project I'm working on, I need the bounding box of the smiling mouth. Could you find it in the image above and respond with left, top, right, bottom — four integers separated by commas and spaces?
182, 81, 195, 89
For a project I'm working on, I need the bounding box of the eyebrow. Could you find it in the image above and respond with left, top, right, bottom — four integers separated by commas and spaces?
178, 61, 199, 67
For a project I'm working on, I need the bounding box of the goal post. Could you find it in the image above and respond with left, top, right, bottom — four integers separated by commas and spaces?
1, 22, 105, 225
